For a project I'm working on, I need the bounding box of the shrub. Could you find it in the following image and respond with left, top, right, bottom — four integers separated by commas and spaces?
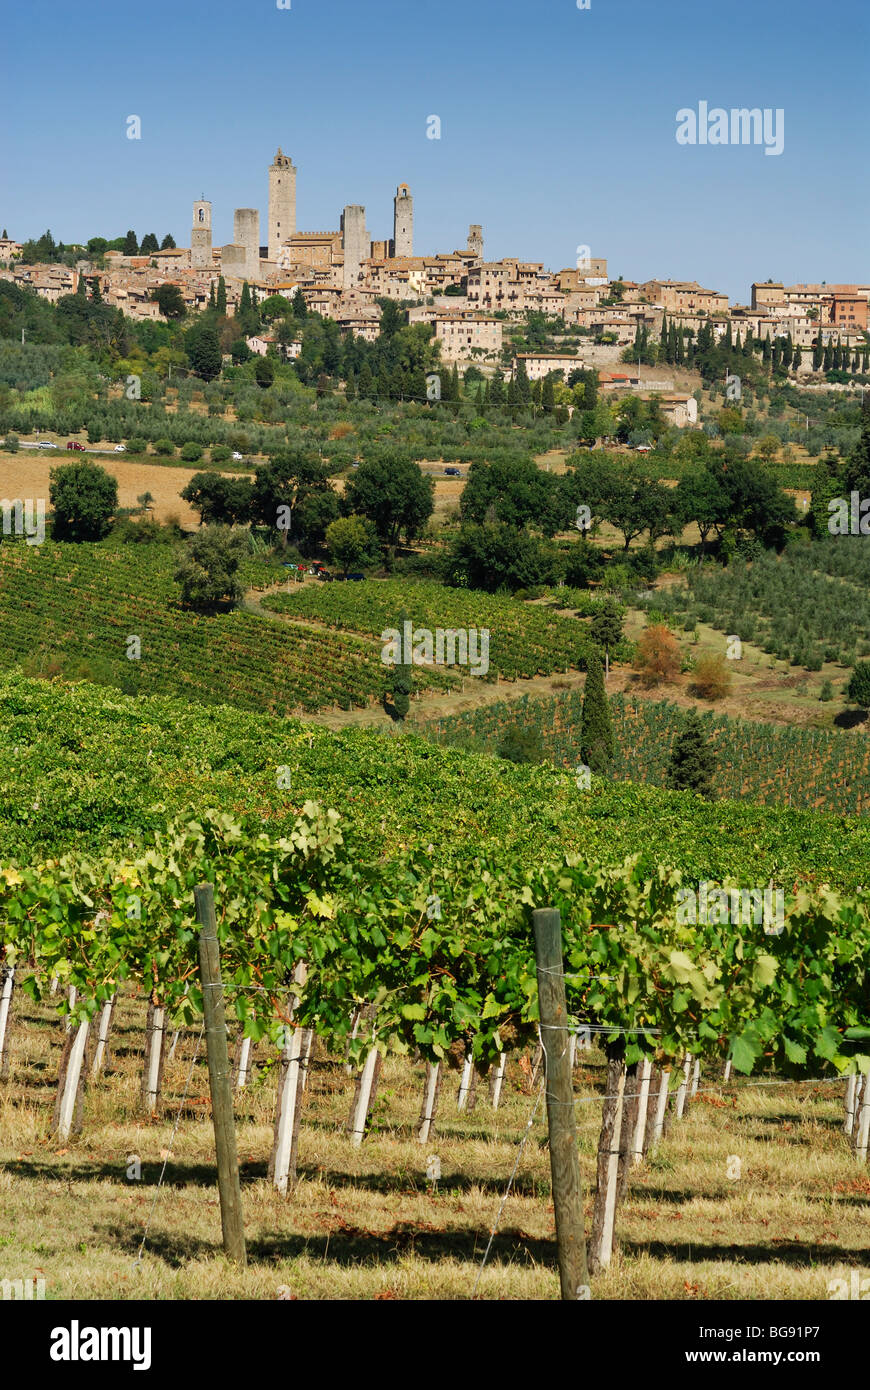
690, 653, 733, 701
497, 723, 544, 764
819, 679, 834, 702
4, 433, 18, 452
154, 438, 175, 456
181, 442, 203, 462
633, 623, 682, 688
126, 437, 147, 454
210, 445, 231, 463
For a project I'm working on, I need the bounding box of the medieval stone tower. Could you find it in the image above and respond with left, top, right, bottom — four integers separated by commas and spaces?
392, 183, 413, 257
467, 224, 484, 260
233, 208, 260, 281
341, 204, 368, 289
190, 200, 212, 270
268, 148, 297, 262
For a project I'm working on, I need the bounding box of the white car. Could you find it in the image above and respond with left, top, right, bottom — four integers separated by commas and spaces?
232, 451, 244, 461
114, 444, 126, 453
36, 440, 58, 449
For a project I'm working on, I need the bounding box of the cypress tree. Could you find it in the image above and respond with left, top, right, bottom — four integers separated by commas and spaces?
390, 608, 413, 720
208, 282, 216, 310
580, 652, 615, 774
666, 708, 716, 798
216, 275, 227, 314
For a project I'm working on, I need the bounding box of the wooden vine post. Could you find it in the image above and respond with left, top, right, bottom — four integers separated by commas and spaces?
195, 882, 246, 1266
532, 907, 588, 1299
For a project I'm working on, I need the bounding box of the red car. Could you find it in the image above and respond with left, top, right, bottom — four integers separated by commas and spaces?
66, 441, 86, 451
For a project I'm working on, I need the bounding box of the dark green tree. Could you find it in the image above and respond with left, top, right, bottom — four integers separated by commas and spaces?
216, 275, 227, 315
580, 652, 615, 773
49, 461, 118, 541
140, 232, 159, 254
589, 599, 624, 679
174, 525, 247, 612
497, 724, 545, 764
389, 607, 413, 720
150, 283, 186, 319
254, 355, 275, 388
122, 230, 139, 256
847, 662, 870, 711
666, 708, 716, 798
185, 323, 222, 381
160, 234, 176, 250
343, 451, 434, 555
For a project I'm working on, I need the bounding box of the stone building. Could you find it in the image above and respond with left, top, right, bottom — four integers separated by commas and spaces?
392, 184, 413, 258
341, 205, 368, 290
190, 200, 212, 270
268, 148, 297, 262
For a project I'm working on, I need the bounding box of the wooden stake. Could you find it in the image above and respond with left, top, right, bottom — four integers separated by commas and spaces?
632, 1058, 652, 1165
90, 994, 115, 1079
850, 1073, 861, 1162
141, 998, 166, 1115
690, 1057, 700, 1099
589, 1052, 626, 1274
300, 1027, 314, 1091
195, 882, 246, 1266
844, 1073, 858, 1137
532, 907, 588, 1299
53, 1018, 91, 1141
235, 1033, 252, 1091
348, 1045, 381, 1148
674, 1054, 692, 1118
417, 1061, 441, 1143
489, 1053, 507, 1110
0, 965, 14, 1082
457, 1053, 474, 1111
651, 1065, 671, 1146
270, 1025, 304, 1195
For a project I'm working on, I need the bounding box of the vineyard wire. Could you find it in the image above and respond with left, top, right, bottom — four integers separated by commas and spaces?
132, 1019, 205, 1273
471, 1077, 546, 1299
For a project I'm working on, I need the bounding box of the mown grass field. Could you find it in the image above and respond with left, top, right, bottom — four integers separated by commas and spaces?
1, 990, 867, 1301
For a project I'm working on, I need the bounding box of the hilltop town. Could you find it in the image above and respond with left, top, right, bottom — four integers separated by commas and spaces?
2, 146, 868, 410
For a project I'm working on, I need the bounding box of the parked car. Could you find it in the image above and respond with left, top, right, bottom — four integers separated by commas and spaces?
444, 466, 462, 476
316, 570, 333, 582
66, 441, 87, 451
351, 461, 360, 469
232, 451, 244, 461
113, 444, 126, 453
36, 440, 58, 449
635, 445, 652, 454
346, 573, 366, 582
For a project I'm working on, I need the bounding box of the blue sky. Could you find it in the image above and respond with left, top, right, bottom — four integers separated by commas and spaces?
2, 0, 866, 303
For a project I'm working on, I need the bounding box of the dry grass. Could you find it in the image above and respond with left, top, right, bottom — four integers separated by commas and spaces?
1, 991, 868, 1301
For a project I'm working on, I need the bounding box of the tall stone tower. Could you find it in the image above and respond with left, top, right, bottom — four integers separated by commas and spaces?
191, 200, 212, 270
467, 224, 484, 260
233, 208, 260, 281
341, 205, 368, 290
392, 183, 413, 257
269, 148, 297, 262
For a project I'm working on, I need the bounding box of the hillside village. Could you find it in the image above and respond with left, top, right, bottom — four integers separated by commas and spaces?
2, 147, 868, 416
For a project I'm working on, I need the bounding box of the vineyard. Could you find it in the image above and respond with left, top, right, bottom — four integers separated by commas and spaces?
261, 579, 594, 681
419, 689, 870, 817
638, 537, 870, 670
1, 785, 868, 1300
0, 541, 460, 714
2, 672, 868, 886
